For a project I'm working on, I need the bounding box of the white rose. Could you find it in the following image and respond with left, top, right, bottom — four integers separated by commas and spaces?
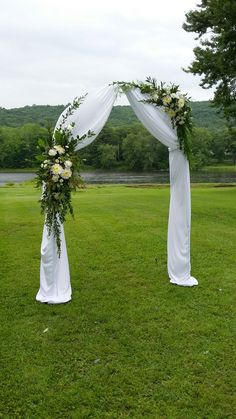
49, 148, 57, 156
61, 168, 72, 179
162, 95, 172, 106
167, 109, 176, 118
65, 160, 72, 168
51, 163, 63, 175
54, 145, 65, 155
178, 98, 185, 108
152, 93, 159, 101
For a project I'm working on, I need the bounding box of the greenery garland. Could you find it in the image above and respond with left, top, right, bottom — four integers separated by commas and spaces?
113, 77, 193, 159
36, 95, 94, 256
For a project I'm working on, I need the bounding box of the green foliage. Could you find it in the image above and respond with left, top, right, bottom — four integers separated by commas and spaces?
210, 130, 229, 163
0, 102, 227, 130
37, 133, 81, 256
227, 127, 236, 164
0, 104, 65, 127
97, 144, 118, 169
0, 101, 232, 172
108, 105, 138, 126
122, 133, 146, 170
36, 96, 94, 255
79, 125, 120, 168
121, 125, 169, 171
0, 184, 236, 418
183, 0, 236, 123
191, 101, 225, 129
114, 77, 193, 159
191, 127, 213, 170
0, 124, 48, 168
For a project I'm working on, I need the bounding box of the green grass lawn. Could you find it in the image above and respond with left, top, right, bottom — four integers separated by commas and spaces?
0, 184, 236, 418
0, 168, 37, 173
202, 164, 236, 172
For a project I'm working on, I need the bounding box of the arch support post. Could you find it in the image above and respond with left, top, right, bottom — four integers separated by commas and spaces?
168, 149, 198, 286
36, 222, 72, 304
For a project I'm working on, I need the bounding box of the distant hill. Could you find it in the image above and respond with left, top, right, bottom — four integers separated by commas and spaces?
0, 101, 226, 130
109, 102, 226, 129
191, 101, 225, 129
0, 104, 65, 128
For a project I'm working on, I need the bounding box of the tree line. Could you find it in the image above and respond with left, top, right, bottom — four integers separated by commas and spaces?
0, 120, 235, 170
0, 102, 227, 130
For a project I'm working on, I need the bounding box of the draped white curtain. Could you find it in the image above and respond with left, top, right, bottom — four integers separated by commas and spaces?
56, 85, 118, 151
125, 89, 197, 286
36, 86, 119, 304
36, 84, 197, 304
36, 223, 71, 304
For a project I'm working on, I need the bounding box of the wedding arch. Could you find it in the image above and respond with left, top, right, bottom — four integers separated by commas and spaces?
36, 79, 198, 304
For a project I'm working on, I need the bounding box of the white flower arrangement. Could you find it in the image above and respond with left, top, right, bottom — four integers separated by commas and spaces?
36, 94, 95, 255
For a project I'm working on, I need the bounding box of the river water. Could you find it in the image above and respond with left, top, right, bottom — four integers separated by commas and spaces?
0, 170, 236, 186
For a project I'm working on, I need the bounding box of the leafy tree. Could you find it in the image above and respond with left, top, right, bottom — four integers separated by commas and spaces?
183, 0, 236, 122
0, 124, 48, 168
122, 128, 169, 171
226, 128, 236, 164
229, 140, 236, 164
122, 133, 145, 170
19, 124, 48, 166
210, 129, 228, 163
191, 127, 213, 169
79, 125, 120, 167
97, 144, 118, 169
147, 139, 169, 170
113, 126, 129, 161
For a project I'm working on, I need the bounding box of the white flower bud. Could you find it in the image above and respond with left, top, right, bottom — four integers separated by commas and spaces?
49, 148, 57, 157
65, 160, 72, 168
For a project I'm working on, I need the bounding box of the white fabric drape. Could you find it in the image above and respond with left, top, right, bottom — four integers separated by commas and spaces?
168, 149, 191, 283
56, 85, 119, 150
126, 88, 197, 286
37, 84, 197, 304
125, 88, 178, 150
36, 86, 118, 304
36, 222, 71, 304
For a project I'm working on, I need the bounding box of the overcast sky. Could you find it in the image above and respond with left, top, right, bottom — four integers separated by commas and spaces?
0, 0, 214, 108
